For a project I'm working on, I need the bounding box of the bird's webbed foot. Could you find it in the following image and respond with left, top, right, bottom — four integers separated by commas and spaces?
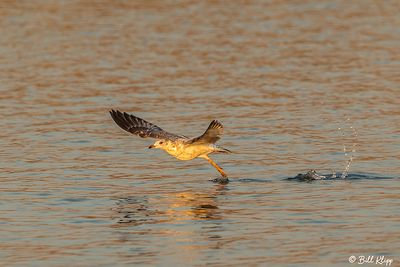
209, 176, 229, 184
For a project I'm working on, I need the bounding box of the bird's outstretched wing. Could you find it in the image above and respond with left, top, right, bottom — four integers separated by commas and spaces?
110, 110, 185, 140
188, 120, 223, 144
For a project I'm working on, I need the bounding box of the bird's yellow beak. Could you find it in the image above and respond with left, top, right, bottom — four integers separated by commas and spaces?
148, 145, 155, 149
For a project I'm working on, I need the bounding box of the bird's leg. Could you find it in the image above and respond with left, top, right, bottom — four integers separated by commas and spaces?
204, 156, 228, 183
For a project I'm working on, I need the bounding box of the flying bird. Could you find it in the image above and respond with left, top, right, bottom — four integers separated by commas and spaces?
109, 110, 231, 182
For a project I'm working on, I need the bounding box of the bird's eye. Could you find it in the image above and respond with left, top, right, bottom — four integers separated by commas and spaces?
159, 141, 163, 145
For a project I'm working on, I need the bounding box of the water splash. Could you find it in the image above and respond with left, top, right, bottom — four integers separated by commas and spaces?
338, 118, 358, 178
341, 156, 353, 178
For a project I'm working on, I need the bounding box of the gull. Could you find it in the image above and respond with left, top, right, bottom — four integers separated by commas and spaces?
109, 110, 231, 182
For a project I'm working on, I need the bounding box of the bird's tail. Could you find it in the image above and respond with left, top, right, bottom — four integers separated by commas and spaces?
214, 146, 233, 154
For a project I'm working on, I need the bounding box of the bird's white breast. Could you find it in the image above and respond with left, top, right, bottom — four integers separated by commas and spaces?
163, 141, 213, 160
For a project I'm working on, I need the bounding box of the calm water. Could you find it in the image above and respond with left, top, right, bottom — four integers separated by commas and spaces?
1, 1, 399, 266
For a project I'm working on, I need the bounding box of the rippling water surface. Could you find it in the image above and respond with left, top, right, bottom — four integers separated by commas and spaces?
1, 1, 399, 266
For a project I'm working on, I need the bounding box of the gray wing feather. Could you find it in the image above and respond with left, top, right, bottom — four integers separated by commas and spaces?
110, 110, 184, 140
188, 120, 223, 144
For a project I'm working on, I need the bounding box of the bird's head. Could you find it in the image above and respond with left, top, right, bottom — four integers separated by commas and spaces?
148, 140, 167, 150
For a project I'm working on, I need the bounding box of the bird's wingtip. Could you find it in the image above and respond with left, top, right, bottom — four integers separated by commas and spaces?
109, 109, 117, 116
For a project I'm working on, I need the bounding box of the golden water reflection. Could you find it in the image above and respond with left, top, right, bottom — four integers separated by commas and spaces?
112, 185, 227, 226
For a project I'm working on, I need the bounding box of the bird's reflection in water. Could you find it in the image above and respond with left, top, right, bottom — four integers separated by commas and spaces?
111, 185, 228, 261
111, 184, 228, 226
111, 197, 164, 226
